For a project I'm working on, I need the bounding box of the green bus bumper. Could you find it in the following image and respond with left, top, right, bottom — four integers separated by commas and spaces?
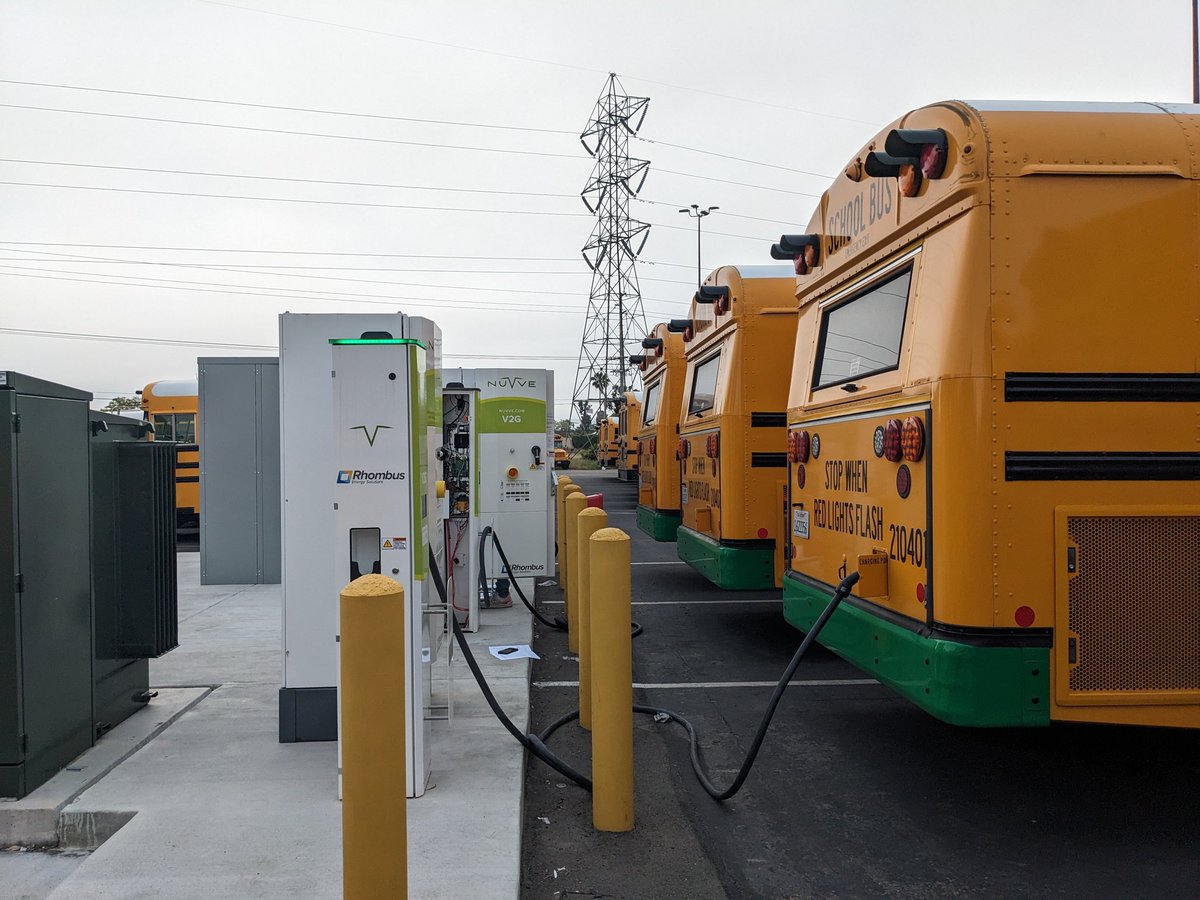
676, 527, 776, 590
782, 574, 1050, 727
636, 505, 681, 542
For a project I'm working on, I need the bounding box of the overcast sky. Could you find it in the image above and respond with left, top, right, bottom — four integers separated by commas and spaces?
0, 0, 1193, 416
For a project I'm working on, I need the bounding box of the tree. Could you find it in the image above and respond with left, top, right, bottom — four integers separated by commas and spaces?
102, 396, 141, 413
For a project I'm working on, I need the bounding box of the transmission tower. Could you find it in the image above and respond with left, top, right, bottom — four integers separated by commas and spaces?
571, 73, 651, 429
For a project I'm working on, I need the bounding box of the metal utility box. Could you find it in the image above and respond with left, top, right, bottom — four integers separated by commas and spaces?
1, 373, 94, 799
90, 411, 177, 733
198, 357, 281, 585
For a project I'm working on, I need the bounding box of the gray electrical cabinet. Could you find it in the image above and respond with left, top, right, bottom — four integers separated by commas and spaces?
1, 373, 95, 799
198, 357, 281, 584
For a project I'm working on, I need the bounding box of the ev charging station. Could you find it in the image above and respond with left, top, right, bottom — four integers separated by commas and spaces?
279, 313, 444, 799
439, 368, 555, 618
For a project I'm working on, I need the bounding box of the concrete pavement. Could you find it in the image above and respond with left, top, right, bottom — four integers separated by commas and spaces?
2, 553, 534, 899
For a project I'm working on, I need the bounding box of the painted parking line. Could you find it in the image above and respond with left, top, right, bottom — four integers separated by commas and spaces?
631, 561, 689, 566
538, 599, 780, 606
534, 679, 879, 689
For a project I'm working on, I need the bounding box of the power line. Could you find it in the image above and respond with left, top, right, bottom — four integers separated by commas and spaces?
0, 249, 597, 296
0, 179, 591, 217
655, 167, 823, 198
0, 79, 575, 135
0, 103, 586, 161
191, 0, 875, 126
0, 326, 578, 359
0, 240, 702, 272
634, 136, 832, 179
0, 246, 695, 285
0, 267, 584, 314
0, 241, 585, 260
0, 263, 693, 314
638, 198, 804, 227
0, 158, 577, 198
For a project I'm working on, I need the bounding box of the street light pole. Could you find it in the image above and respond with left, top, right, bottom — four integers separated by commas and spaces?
678, 204, 719, 290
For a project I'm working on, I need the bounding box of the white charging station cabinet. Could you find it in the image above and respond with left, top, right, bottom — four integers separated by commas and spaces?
279, 313, 444, 801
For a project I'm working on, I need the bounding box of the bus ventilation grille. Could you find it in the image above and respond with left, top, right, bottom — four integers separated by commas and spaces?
1067, 515, 1200, 694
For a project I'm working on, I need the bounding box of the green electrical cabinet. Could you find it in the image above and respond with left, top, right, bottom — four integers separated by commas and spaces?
0, 373, 95, 799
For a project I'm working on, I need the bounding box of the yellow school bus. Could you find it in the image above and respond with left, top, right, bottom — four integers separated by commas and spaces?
676, 266, 799, 589
615, 391, 641, 482
779, 100, 1200, 729
553, 433, 571, 469
632, 324, 687, 541
597, 417, 620, 468
140, 379, 200, 535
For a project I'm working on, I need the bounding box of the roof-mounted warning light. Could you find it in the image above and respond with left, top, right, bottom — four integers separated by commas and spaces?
694, 284, 731, 315
641, 336, 664, 357
866, 128, 948, 197
667, 318, 695, 342
770, 233, 821, 276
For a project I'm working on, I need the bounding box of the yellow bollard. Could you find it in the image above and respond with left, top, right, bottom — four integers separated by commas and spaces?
557, 483, 583, 596
554, 480, 578, 580
589, 527, 634, 832
563, 492, 588, 653
574, 506, 608, 731
340, 574, 408, 898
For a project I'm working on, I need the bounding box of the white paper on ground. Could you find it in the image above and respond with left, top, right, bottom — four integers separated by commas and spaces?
488, 644, 540, 660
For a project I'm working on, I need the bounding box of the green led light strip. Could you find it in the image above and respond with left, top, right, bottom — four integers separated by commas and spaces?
328, 338, 426, 347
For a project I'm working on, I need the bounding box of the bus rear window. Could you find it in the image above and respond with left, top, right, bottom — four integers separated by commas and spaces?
813, 268, 912, 389
642, 380, 662, 426
689, 353, 721, 415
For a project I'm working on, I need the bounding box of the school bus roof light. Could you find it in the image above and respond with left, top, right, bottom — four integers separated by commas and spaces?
866, 128, 948, 198
770, 234, 821, 276
695, 285, 732, 315
901, 416, 925, 463
667, 318, 695, 342
628, 354, 648, 372
642, 337, 664, 357
883, 419, 904, 462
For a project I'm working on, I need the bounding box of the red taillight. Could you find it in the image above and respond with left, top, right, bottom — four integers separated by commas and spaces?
677, 438, 690, 459
901, 416, 925, 462
796, 464, 806, 489
649, 437, 656, 454
705, 433, 719, 458
787, 430, 811, 464
882, 419, 903, 462
896, 464, 912, 498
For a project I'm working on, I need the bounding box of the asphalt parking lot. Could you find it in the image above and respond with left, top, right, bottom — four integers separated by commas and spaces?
519, 470, 1200, 900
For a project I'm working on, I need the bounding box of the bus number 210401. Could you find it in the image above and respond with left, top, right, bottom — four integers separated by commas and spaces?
889, 524, 925, 567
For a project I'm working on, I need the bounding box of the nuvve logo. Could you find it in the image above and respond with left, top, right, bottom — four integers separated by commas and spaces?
486, 377, 536, 389
337, 469, 407, 484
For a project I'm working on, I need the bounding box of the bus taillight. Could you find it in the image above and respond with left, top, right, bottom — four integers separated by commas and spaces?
649, 437, 656, 454
883, 419, 903, 462
677, 438, 690, 459
787, 429, 811, 463
706, 433, 720, 458
901, 416, 925, 462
